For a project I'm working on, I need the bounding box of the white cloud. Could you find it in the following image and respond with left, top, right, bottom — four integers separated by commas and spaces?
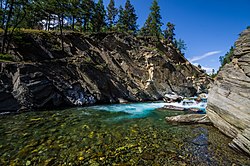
193, 63, 216, 74
189, 51, 222, 63
193, 63, 199, 66
202, 67, 214, 74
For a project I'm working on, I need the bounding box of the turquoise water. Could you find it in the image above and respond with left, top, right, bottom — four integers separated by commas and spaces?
84, 102, 167, 120
0, 103, 249, 165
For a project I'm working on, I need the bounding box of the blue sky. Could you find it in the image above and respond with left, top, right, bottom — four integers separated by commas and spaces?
102, 0, 250, 73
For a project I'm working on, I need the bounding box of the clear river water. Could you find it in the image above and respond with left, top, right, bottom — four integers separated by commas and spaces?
0, 102, 249, 165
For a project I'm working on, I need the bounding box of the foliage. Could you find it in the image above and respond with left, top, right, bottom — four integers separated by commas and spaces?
174, 38, 187, 54
116, 6, 124, 30
0, 0, 188, 55
139, 15, 152, 36
162, 22, 187, 54
0, 53, 14, 61
140, 0, 162, 38
210, 69, 217, 78
219, 46, 234, 67
117, 0, 138, 33
107, 0, 118, 29
164, 22, 175, 43
81, 0, 95, 32
1, 0, 30, 53
0, 0, 139, 34
91, 0, 106, 32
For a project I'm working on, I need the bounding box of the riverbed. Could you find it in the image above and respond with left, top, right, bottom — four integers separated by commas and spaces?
0, 103, 249, 165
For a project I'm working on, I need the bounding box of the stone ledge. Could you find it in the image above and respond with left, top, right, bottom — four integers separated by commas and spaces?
165, 114, 211, 124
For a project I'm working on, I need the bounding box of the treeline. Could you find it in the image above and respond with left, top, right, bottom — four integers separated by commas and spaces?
219, 46, 234, 68
0, 0, 184, 54
207, 46, 234, 78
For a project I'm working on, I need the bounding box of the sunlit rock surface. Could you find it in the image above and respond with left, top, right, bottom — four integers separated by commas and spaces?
0, 32, 210, 112
207, 28, 250, 156
166, 114, 211, 124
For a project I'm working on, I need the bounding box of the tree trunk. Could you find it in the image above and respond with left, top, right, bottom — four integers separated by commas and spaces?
72, 16, 75, 31
45, 15, 48, 30
83, 19, 86, 32
0, 0, 3, 28
59, 14, 64, 52
79, 20, 83, 32
48, 15, 50, 31
6, 7, 27, 53
2, 0, 14, 54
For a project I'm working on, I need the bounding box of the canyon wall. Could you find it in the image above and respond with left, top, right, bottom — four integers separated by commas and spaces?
0, 32, 209, 112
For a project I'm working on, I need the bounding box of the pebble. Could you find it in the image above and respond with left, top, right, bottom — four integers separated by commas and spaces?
26, 160, 31, 166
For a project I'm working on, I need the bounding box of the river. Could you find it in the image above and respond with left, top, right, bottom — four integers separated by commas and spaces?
0, 102, 249, 165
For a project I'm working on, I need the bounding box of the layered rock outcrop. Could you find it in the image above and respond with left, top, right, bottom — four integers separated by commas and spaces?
207, 28, 250, 156
0, 32, 209, 113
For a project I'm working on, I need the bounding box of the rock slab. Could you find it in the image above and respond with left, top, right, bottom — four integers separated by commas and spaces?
165, 114, 211, 124
207, 28, 250, 156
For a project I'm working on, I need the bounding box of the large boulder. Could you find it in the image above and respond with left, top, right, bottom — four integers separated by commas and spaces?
207, 28, 250, 156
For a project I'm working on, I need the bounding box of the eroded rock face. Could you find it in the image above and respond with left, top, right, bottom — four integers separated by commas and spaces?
207, 28, 250, 156
0, 32, 209, 112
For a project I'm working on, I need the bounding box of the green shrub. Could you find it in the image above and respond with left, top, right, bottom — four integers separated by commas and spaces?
0, 54, 14, 61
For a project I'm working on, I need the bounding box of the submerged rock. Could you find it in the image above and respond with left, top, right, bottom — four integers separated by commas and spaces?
207, 28, 250, 156
165, 114, 211, 124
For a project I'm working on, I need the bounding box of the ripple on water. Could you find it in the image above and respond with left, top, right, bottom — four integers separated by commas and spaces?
84, 102, 167, 120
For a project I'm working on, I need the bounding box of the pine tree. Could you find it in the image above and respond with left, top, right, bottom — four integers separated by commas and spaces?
81, 0, 95, 31
1, 0, 30, 53
141, 0, 162, 38
164, 22, 175, 43
69, 0, 81, 31
31, 0, 62, 31
118, 0, 138, 33
91, 0, 106, 32
139, 15, 152, 36
116, 5, 124, 31
20, 1, 42, 29
107, 0, 118, 29
55, 0, 69, 52
219, 46, 234, 67
174, 38, 186, 54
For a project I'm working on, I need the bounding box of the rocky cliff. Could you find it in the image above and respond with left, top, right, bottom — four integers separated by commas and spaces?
207, 28, 250, 156
0, 31, 209, 113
